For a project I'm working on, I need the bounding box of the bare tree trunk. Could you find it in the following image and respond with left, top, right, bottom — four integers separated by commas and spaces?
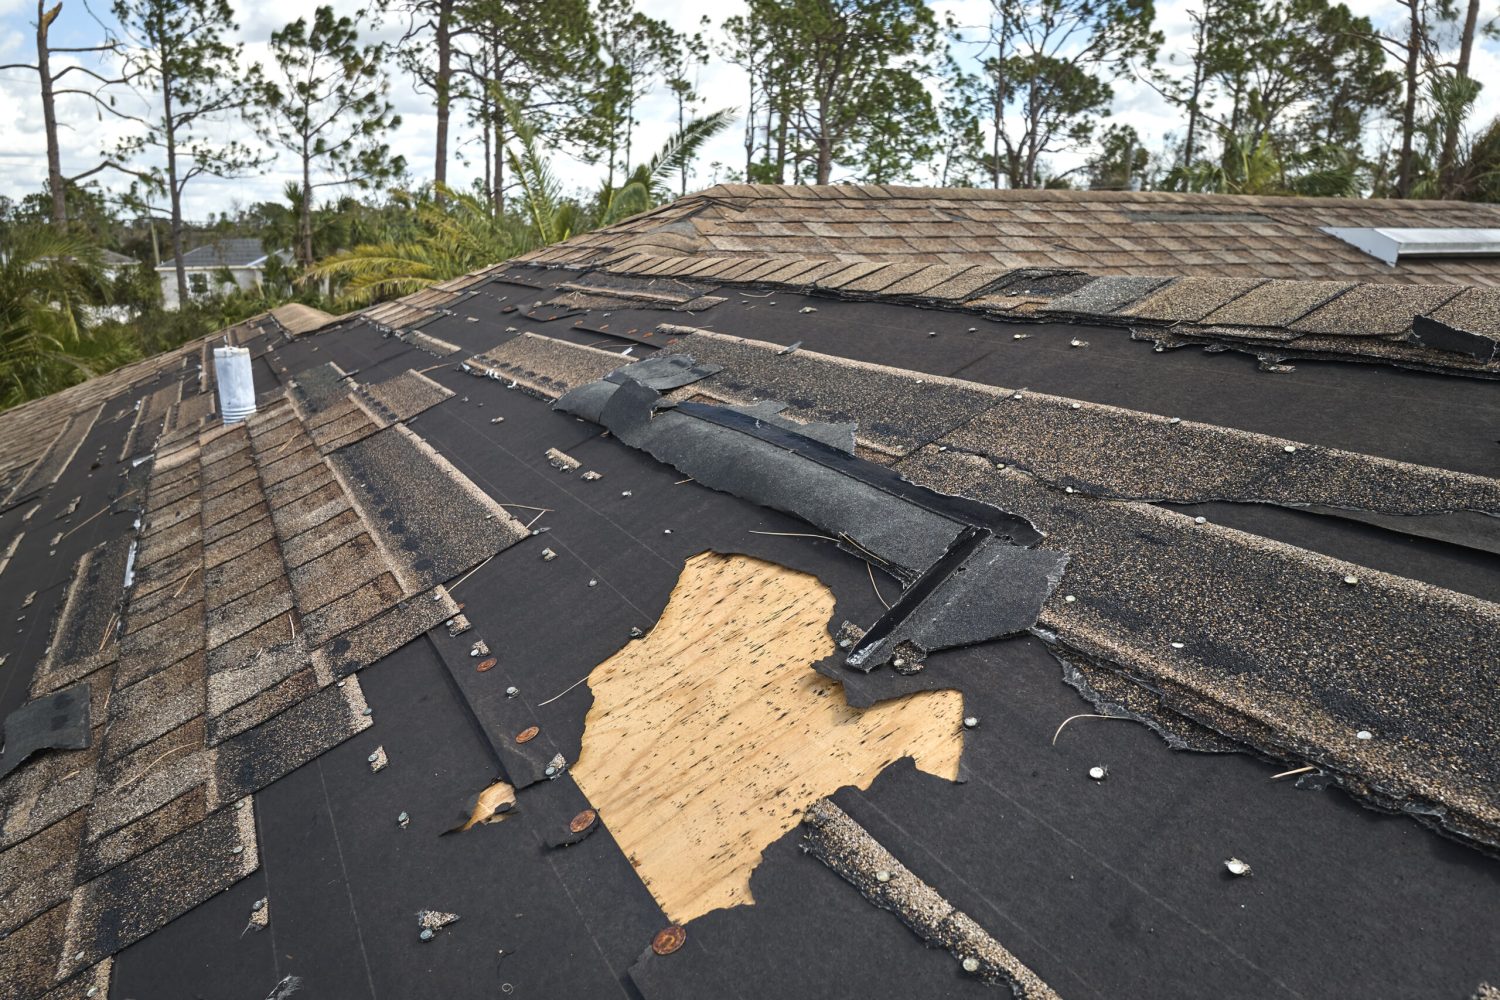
1396, 0, 1421, 198
678, 90, 687, 196
815, 90, 832, 184
163, 73, 188, 306
37, 1, 66, 229
1438, 0, 1480, 194
300, 150, 313, 267
492, 39, 504, 215
434, 0, 452, 201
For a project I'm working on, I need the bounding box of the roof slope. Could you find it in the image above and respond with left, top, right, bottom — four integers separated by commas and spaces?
533, 184, 1500, 285
0, 191, 1497, 1000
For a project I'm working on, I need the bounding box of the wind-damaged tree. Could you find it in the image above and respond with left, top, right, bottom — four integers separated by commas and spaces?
723, 0, 941, 185
974, 0, 1159, 189
1085, 124, 1150, 189
389, 0, 598, 206
1434, 0, 1498, 195
583, 0, 683, 189
262, 6, 404, 267
0, 1, 140, 229
112, 0, 268, 305
453, 0, 597, 216
1150, 0, 1394, 195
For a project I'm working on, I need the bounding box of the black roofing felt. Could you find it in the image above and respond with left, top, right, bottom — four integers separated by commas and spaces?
2, 265, 1499, 999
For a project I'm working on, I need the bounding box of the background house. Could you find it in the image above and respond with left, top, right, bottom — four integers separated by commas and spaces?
155, 238, 287, 309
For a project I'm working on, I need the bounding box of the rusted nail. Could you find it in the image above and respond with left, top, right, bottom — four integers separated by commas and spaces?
569, 809, 597, 834
651, 925, 687, 956
477, 657, 497, 673
515, 726, 539, 744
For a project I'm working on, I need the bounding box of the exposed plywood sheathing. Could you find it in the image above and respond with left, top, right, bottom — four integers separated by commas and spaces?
571, 552, 963, 923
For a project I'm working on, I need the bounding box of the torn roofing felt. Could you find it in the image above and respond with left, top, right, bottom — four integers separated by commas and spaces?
659, 328, 1500, 556
469, 320, 1500, 852
554, 356, 1069, 674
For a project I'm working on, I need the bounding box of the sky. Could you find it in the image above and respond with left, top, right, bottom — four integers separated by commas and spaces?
1, 0, 1499, 220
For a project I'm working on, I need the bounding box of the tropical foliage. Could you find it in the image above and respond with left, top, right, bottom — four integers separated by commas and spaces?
308, 105, 734, 306
0, 227, 138, 406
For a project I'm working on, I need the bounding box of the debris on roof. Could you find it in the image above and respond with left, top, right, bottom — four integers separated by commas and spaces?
1, 185, 1497, 1000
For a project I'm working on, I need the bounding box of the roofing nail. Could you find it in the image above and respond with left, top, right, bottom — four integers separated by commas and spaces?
1088, 766, 1107, 781
652, 926, 687, 956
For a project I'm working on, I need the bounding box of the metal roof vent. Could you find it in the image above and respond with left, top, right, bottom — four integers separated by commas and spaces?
1322, 227, 1500, 266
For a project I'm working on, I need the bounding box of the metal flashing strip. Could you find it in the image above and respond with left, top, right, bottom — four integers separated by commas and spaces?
555, 358, 1067, 675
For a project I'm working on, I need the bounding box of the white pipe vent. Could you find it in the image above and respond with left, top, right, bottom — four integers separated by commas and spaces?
214, 346, 257, 424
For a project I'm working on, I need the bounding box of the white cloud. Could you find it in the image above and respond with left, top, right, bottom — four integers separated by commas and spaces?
2, 0, 1499, 220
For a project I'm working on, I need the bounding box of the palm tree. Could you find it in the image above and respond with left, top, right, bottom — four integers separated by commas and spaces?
307, 186, 533, 305
0, 226, 136, 408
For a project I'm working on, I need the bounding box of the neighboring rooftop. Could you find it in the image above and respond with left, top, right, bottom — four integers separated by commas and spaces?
0, 187, 1496, 1000
158, 238, 275, 270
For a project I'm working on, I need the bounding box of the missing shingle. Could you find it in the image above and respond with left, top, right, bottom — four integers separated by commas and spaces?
802, 798, 1060, 999
570, 552, 962, 924
556, 360, 1066, 686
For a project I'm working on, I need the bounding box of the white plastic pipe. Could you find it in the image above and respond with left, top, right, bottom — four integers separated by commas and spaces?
214, 346, 257, 424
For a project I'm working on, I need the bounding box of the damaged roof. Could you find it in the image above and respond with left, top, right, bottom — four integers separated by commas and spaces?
0, 185, 1497, 1000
